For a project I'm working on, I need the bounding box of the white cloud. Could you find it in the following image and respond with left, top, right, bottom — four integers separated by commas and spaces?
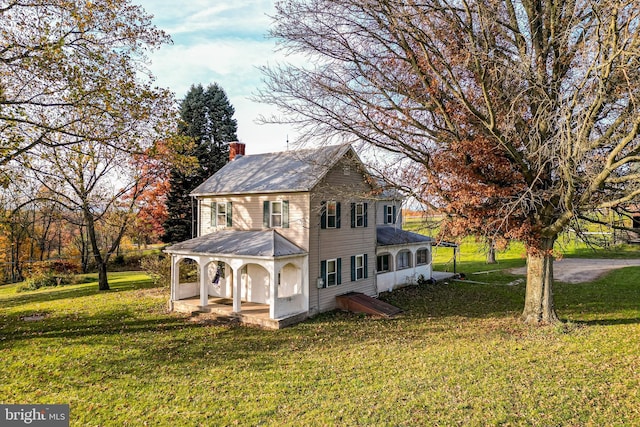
138, 0, 301, 153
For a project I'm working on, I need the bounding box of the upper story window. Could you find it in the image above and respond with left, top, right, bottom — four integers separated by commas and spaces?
210, 202, 232, 227
263, 200, 289, 228
384, 204, 397, 224
272, 201, 282, 227
321, 201, 341, 229
350, 202, 368, 228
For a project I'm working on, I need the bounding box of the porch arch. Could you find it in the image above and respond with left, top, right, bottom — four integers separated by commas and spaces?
278, 262, 303, 298
238, 262, 271, 304
204, 260, 233, 299
172, 256, 201, 301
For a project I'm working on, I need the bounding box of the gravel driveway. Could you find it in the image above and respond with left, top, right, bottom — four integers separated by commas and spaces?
509, 258, 640, 283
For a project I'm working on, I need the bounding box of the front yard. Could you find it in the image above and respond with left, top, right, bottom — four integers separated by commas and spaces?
1, 262, 639, 425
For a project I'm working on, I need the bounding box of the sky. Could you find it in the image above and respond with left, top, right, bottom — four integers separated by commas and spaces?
136, 0, 294, 154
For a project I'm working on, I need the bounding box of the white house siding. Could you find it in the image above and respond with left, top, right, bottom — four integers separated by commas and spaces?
197, 193, 310, 250
308, 154, 377, 314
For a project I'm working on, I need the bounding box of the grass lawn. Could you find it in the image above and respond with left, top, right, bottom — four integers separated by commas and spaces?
2, 265, 640, 426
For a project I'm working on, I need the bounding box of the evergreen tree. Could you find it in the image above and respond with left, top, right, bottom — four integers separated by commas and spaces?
162, 83, 238, 243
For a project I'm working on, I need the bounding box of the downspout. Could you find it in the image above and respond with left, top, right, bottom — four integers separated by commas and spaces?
317, 207, 321, 313
191, 197, 195, 239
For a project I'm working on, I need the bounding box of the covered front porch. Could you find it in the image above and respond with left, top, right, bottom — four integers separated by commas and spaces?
164, 230, 310, 329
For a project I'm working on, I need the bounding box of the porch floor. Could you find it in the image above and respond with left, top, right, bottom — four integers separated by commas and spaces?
172, 297, 307, 329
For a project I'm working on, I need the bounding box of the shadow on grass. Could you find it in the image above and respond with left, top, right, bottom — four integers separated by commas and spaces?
379, 280, 525, 320
575, 318, 640, 326
378, 266, 640, 325
0, 311, 197, 344
0, 308, 316, 370
0, 278, 155, 309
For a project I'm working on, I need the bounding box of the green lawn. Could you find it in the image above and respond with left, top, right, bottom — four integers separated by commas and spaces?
2, 266, 640, 425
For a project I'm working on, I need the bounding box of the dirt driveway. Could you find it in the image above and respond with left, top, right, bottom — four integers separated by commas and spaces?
509, 258, 640, 284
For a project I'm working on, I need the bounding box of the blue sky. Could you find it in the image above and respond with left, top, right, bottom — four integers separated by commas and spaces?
137, 0, 292, 154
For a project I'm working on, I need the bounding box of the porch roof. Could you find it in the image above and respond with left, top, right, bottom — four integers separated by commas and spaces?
376, 225, 433, 247
164, 229, 307, 258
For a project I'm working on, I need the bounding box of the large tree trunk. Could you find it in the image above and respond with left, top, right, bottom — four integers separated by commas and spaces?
522, 237, 559, 325
97, 261, 109, 291
486, 238, 497, 264
84, 208, 110, 291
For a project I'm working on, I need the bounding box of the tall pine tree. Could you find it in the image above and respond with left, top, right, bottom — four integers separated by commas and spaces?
162, 83, 238, 243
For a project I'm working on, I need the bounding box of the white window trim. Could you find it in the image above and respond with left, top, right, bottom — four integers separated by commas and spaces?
326, 258, 337, 287
385, 205, 394, 224
377, 253, 391, 273
271, 201, 283, 227
397, 250, 411, 270
327, 201, 337, 229
355, 202, 365, 228
216, 202, 227, 227
355, 254, 364, 280
416, 248, 429, 266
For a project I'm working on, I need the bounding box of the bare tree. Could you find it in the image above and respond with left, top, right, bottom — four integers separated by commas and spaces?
259, 0, 640, 324
0, 0, 170, 170
30, 141, 152, 290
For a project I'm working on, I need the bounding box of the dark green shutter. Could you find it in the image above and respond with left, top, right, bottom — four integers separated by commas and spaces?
350, 203, 355, 228
364, 203, 368, 227
337, 258, 342, 285
321, 201, 326, 229
392, 205, 397, 224
211, 203, 217, 227
282, 200, 289, 228
336, 202, 341, 228
320, 260, 327, 288
263, 201, 270, 228
383, 205, 388, 224
351, 256, 356, 281
226, 202, 233, 227
364, 254, 368, 278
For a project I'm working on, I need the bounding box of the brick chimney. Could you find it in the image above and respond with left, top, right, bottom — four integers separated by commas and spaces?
229, 142, 246, 161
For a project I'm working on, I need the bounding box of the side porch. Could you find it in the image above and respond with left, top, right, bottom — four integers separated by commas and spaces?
375, 225, 434, 293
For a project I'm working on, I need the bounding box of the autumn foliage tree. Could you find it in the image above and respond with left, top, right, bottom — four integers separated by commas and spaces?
260, 0, 640, 324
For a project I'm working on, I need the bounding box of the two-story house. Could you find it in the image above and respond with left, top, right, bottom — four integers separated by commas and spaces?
164, 143, 434, 328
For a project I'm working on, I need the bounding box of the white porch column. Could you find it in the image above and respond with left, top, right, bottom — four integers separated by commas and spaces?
199, 260, 208, 308
302, 255, 309, 312
170, 255, 178, 302
269, 264, 278, 319
233, 266, 242, 313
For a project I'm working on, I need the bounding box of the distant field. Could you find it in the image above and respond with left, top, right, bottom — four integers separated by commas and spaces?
2, 261, 640, 425
403, 214, 640, 272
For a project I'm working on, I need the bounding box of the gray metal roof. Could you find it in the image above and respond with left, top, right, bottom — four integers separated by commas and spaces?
376, 225, 433, 247
164, 229, 307, 258
191, 144, 353, 196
